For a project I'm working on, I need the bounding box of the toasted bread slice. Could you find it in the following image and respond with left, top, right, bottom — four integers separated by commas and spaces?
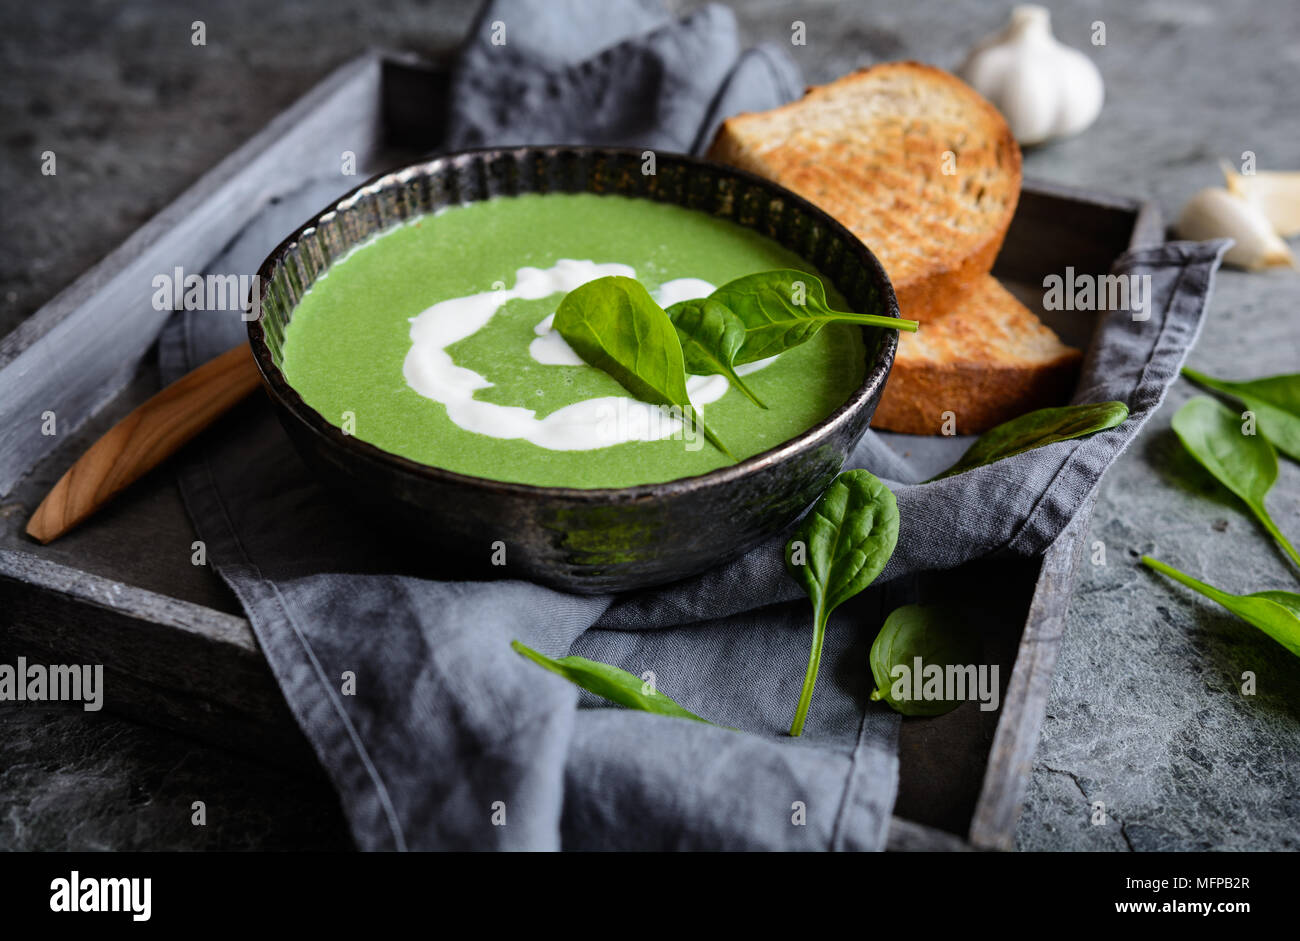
708, 62, 1022, 316
871, 275, 1082, 434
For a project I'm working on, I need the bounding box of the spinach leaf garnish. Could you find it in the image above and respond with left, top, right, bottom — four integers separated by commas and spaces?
1172, 396, 1300, 570
511, 640, 712, 723
1141, 557, 1300, 658
868, 604, 982, 716
785, 469, 900, 736
929, 401, 1130, 480
554, 276, 734, 460
1182, 368, 1300, 463
549, 270, 916, 444
709, 268, 919, 365
666, 297, 767, 408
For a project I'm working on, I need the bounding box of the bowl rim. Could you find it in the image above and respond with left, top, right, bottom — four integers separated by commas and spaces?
247, 145, 900, 504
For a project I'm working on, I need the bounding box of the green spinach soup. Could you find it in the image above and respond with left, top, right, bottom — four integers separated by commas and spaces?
280, 193, 866, 488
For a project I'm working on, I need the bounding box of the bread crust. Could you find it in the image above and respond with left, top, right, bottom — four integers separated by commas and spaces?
871, 353, 1082, 434
708, 61, 1023, 319
871, 275, 1083, 434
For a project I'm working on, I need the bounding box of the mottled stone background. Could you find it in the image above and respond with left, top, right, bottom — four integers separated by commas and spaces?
1, 0, 1297, 850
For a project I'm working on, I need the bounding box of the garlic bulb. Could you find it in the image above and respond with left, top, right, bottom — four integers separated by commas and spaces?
1175, 188, 1295, 271
958, 5, 1104, 146
1221, 162, 1300, 238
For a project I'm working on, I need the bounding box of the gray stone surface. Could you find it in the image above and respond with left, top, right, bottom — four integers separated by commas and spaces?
0, 0, 477, 341
0, 707, 350, 850
1, 0, 1297, 850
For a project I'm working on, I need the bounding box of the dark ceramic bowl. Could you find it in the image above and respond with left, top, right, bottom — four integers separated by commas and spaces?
248, 147, 899, 594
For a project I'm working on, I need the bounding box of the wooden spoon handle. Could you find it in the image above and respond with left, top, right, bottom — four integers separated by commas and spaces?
26, 343, 262, 544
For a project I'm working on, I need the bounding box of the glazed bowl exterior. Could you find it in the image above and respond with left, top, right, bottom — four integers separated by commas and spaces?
248, 146, 900, 593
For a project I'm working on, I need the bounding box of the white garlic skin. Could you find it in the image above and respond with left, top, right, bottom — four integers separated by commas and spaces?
958, 5, 1105, 146
1175, 188, 1295, 271
1222, 162, 1300, 238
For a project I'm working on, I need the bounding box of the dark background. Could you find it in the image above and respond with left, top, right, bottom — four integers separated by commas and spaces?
1, 0, 1297, 850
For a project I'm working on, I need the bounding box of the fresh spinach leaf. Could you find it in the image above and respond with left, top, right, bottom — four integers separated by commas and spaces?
785, 469, 900, 736
1140, 557, 1300, 658
929, 401, 1130, 480
868, 604, 983, 716
554, 276, 734, 460
1182, 368, 1300, 463
1172, 396, 1300, 570
510, 640, 712, 723
709, 269, 919, 365
666, 297, 767, 408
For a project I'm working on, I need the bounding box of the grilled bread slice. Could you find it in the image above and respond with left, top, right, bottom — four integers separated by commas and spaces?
870, 274, 1082, 434
708, 61, 1022, 316
709, 61, 1081, 434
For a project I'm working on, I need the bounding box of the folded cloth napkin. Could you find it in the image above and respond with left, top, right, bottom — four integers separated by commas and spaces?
442, 0, 801, 153
158, 0, 1229, 850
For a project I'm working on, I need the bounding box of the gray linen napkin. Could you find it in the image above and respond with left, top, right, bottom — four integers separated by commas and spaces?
158, 1, 1229, 850
442, 0, 801, 153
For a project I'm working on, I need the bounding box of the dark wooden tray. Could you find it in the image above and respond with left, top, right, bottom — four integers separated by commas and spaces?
0, 51, 1161, 851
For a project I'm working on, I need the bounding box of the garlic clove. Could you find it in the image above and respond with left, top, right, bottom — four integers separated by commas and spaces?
957, 4, 1104, 146
1175, 187, 1295, 271
1221, 161, 1300, 238
1052, 49, 1104, 139
987, 64, 1058, 146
